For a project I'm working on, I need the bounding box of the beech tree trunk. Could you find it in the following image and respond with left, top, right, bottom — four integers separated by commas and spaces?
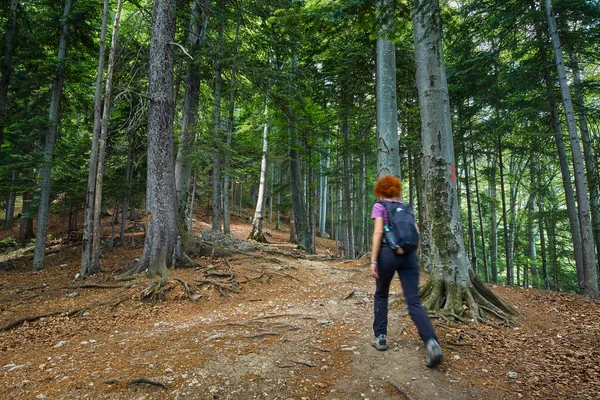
223, 4, 240, 235
375, 0, 400, 178
544, 0, 598, 299
489, 153, 498, 283
536, 14, 586, 294
137, 0, 178, 278
569, 52, 600, 276
88, 0, 123, 275
80, 0, 109, 278
211, 1, 225, 232
413, 0, 515, 323
33, 0, 73, 271
175, 0, 208, 228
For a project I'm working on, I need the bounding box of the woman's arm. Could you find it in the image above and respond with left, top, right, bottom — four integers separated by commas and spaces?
370, 216, 384, 278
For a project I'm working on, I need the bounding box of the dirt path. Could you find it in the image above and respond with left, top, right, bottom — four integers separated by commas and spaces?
1, 250, 494, 400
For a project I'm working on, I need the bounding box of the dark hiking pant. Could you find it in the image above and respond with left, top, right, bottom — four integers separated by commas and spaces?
373, 246, 437, 344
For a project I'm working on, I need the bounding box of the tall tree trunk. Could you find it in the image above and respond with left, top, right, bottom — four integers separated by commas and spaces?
33, 0, 73, 271
472, 150, 488, 281
289, 122, 312, 252
136, 0, 178, 278
211, 1, 225, 232
0, 0, 18, 151
537, 27, 585, 293
175, 0, 208, 228
223, 4, 240, 235
527, 162, 539, 286
537, 172, 550, 290
358, 149, 366, 255
544, 0, 598, 298
120, 130, 134, 243
489, 153, 498, 283
498, 136, 512, 285
319, 140, 329, 237
413, 0, 515, 322
375, 0, 400, 178
80, 0, 110, 278
461, 134, 476, 272
569, 52, 600, 275
342, 116, 354, 259
86, 0, 123, 277
5, 169, 17, 221
248, 96, 269, 242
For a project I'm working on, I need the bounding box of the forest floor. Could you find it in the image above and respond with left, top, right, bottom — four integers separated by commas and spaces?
0, 212, 599, 400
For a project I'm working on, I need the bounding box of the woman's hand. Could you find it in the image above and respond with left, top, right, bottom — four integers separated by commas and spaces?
370, 262, 379, 279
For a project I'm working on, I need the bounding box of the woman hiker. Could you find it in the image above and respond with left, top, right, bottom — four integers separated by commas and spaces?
369, 174, 443, 368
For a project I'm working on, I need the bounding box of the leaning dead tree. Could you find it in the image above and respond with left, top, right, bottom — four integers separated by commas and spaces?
413, 0, 517, 324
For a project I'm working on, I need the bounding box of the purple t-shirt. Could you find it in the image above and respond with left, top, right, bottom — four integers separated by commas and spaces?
371, 199, 405, 226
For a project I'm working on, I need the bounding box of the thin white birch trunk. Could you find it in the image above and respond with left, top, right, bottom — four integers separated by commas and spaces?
248, 96, 269, 242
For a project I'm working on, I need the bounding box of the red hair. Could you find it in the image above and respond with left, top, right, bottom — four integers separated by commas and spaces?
374, 175, 401, 199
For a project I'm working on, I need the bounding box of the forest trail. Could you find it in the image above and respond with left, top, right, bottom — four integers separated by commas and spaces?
1, 216, 599, 399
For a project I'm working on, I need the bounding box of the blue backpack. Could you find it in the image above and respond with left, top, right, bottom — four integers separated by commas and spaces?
378, 201, 419, 253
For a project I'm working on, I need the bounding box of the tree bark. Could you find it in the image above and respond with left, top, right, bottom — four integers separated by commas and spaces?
489, 152, 498, 283
472, 150, 488, 282
569, 51, 600, 277
544, 0, 598, 298
92, 0, 123, 265
375, 0, 400, 178
498, 136, 511, 285
33, 0, 73, 271
175, 0, 209, 228
80, 0, 109, 277
136, 0, 178, 278
211, 0, 225, 232
413, 0, 515, 322
248, 96, 269, 242
223, 4, 240, 235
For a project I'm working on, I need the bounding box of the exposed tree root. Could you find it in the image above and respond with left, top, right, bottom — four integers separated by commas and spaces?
63, 283, 124, 289
139, 278, 171, 301
173, 277, 202, 302
418, 269, 519, 327
0, 308, 85, 331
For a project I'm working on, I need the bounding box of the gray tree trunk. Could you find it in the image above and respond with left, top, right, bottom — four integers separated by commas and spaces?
461, 135, 476, 272
80, 0, 109, 278
211, 2, 225, 232
136, 0, 178, 278
89, 0, 123, 275
175, 1, 208, 227
0, 0, 18, 151
248, 96, 269, 242
120, 131, 134, 242
289, 123, 312, 252
342, 117, 354, 259
319, 142, 329, 237
375, 0, 400, 178
413, 0, 515, 321
223, 5, 240, 235
472, 150, 488, 281
498, 137, 511, 285
569, 52, 600, 276
6, 169, 17, 221
489, 153, 498, 283
534, 12, 585, 291
33, 0, 73, 271
544, 0, 598, 298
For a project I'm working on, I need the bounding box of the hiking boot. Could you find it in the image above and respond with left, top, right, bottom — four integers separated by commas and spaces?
372, 334, 387, 351
425, 338, 443, 368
